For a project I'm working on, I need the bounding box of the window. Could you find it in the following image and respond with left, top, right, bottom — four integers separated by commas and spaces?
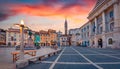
76, 33, 80, 35
87, 32, 89, 37
108, 38, 113, 45
11, 36, 14, 41
92, 23, 96, 33
14, 38, 16, 41
109, 11, 113, 18
14, 33, 16, 37
84, 27, 86, 31
84, 33, 86, 38
82, 29, 83, 32
97, 16, 102, 24
99, 26, 103, 34
110, 22, 114, 31
87, 26, 89, 29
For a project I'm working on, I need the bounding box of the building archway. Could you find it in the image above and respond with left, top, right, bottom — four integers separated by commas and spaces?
98, 38, 103, 48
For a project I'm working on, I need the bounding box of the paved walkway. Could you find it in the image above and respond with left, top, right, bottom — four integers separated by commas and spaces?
0, 47, 58, 69
24, 46, 120, 69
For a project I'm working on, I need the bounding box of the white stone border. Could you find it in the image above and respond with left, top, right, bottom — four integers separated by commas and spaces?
41, 61, 120, 65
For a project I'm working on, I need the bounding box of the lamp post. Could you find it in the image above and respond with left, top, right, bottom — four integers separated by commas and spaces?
14, 20, 27, 60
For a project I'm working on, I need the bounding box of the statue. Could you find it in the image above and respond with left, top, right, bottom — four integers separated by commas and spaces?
25, 30, 35, 50
28, 30, 32, 38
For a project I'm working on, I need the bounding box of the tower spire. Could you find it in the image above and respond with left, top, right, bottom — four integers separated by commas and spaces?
64, 18, 68, 36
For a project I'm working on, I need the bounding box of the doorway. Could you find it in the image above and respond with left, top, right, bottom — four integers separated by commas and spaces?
98, 38, 103, 48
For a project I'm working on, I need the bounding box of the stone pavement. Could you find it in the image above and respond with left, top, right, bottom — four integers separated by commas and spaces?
24, 46, 120, 69
0, 47, 58, 69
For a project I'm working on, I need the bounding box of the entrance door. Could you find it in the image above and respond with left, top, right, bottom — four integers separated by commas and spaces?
98, 39, 103, 48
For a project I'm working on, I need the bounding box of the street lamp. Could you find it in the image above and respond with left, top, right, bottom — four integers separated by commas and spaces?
14, 20, 28, 60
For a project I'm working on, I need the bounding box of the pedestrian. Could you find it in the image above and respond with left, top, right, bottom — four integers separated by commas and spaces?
100, 42, 103, 48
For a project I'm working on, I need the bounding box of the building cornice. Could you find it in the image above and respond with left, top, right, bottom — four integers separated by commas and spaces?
88, 0, 111, 20
80, 21, 90, 29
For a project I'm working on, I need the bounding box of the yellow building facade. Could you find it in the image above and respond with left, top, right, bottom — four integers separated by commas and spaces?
39, 29, 57, 46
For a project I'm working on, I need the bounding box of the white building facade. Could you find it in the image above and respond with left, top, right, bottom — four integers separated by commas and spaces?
60, 35, 69, 46
87, 0, 120, 48
80, 22, 90, 47
6, 28, 31, 46
69, 28, 81, 46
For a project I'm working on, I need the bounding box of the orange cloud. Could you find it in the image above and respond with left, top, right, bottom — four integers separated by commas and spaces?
9, 3, 94, 18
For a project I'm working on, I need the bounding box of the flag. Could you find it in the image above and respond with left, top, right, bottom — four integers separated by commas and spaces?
93, 24, 96, 32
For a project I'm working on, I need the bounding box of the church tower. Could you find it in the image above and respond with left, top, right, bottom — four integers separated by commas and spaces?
64, 18, 68, 36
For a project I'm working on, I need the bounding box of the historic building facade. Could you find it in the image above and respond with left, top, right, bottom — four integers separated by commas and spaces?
87, 0, 120, 48
68, 0, 120, 48
60, 35, 69, 46
69, 28, 81, 46
0, 29, 6, 45
39, 30, 50, 46
39, 29, 57, 46
6, 28, 30, 46
80, 22, 90, 47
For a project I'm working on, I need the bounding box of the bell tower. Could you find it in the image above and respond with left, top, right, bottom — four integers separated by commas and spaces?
65, 18, 68, 35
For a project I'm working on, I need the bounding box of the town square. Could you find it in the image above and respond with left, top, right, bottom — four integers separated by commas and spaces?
0, 0, 120, 69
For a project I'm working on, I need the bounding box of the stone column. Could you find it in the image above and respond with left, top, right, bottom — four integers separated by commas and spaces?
95, 18, 97, 35
94, 18, 98, 48
20, 26, 24, 60
113, 3, 120, 48
89, 22, 92, 47
102, 12, 106, 33
102, 11, 107, 48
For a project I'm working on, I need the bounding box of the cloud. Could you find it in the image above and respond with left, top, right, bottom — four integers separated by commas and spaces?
0, 13, 8, 21
0, 11, 16, 21
0, 0, 96, 21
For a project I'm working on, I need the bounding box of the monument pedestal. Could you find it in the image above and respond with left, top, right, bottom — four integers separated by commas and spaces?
25, 37, 35, 50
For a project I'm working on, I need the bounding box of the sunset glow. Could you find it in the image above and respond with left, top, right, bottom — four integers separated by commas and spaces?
0, 0, 96, 32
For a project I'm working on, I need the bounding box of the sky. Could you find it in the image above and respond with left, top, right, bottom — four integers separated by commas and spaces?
0, 0, 96, 33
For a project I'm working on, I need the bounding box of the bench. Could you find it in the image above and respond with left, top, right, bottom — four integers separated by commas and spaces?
11, 50, 36, 62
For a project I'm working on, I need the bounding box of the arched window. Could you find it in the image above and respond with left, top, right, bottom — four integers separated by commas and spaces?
108, 38, 113, 45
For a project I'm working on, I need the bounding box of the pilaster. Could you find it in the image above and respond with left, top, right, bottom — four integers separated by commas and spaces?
102, 11, 107, 48
94, 18, 97, 35
113, 3, 120, 48
94, 18, 98, 47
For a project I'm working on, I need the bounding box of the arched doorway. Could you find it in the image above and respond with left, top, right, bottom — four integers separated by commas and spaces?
98, 38, 103, 48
